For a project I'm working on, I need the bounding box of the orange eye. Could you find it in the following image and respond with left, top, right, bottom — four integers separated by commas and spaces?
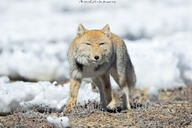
99, 43, 105, 45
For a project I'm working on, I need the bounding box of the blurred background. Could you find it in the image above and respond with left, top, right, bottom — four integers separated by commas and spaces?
0, 0, 192, 93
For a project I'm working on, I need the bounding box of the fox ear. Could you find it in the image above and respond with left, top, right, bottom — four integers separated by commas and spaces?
77, 24, 86, 37
102, 24, 111, 37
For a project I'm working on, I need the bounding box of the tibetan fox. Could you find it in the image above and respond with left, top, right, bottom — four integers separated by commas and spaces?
65, 24, 136, 112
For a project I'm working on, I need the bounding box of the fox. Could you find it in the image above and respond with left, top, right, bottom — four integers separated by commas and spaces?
65, 24, 136, 112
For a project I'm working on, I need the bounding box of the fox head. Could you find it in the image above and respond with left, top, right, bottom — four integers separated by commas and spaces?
74, 24, 114, 66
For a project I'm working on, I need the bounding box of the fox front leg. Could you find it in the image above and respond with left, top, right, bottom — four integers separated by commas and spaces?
98, 74, 116, 110
92, 74, 114, 110
64, 78, 81, 112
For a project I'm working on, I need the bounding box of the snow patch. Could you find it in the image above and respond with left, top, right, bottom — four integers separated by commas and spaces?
125, 33, 192, 92
47, 116, 70, 127
0, 77, 99, 113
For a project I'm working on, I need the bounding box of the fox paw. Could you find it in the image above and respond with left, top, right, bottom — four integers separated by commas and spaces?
127, 103, 131, 110
107, 99, 116, 110
64, 101, 75, 113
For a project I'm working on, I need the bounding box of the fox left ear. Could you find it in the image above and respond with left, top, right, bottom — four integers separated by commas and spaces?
77, 24, 86, 37
102, 24, 111, 37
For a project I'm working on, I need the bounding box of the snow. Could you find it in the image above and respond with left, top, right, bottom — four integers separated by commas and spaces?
47, 116, 70, 127
128, 32, 192, 93
0, 0, 192, 113
0, 77, 99, 113
0, 41, 70, 81
0, 76, 10, 84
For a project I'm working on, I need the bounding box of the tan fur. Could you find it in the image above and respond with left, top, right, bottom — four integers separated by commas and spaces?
65, 24, 136, 112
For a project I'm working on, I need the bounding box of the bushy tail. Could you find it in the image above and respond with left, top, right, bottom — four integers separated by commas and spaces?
127, 57, 136, 89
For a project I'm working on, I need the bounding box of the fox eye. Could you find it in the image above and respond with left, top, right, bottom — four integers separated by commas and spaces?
99, 42, 105, 45
85, 43, 91, 45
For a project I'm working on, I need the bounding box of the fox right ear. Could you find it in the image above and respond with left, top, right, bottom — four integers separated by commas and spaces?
102, 24, 111, 37
77, 24, 86, 37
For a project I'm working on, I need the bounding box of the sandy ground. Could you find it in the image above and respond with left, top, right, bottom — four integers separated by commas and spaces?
0, 85, 192, 128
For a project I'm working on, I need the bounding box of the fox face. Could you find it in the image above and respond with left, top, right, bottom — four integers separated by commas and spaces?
74, 24, 114, 66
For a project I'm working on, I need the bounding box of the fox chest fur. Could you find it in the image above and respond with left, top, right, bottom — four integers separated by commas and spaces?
75, 54, 115, 78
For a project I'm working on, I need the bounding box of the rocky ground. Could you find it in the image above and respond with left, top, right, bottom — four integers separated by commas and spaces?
0, 85, 192, 128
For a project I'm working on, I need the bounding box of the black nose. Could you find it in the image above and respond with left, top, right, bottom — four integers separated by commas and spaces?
94, 56, 99, 60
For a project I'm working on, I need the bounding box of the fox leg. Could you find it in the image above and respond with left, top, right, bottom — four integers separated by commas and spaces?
92, 77, 106, 108
107, 93, 116, 110
64, 78, 81, 112
110, 69, 131, 110
98, 74, 116, 109
92, 74, 114, 109
119, 76, 131, 110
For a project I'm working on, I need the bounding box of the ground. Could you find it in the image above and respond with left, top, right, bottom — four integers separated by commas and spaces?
0, 85, 192, 128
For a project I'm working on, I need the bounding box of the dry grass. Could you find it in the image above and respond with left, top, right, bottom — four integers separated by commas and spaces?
1, 85, 192, 128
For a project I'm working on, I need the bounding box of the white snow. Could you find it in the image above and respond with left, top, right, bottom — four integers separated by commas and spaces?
0, 77, 99, 113
0, 76, 10, 84
0, 41, 70, 81
47, 116, 70, 127
0, 0, 192, 113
